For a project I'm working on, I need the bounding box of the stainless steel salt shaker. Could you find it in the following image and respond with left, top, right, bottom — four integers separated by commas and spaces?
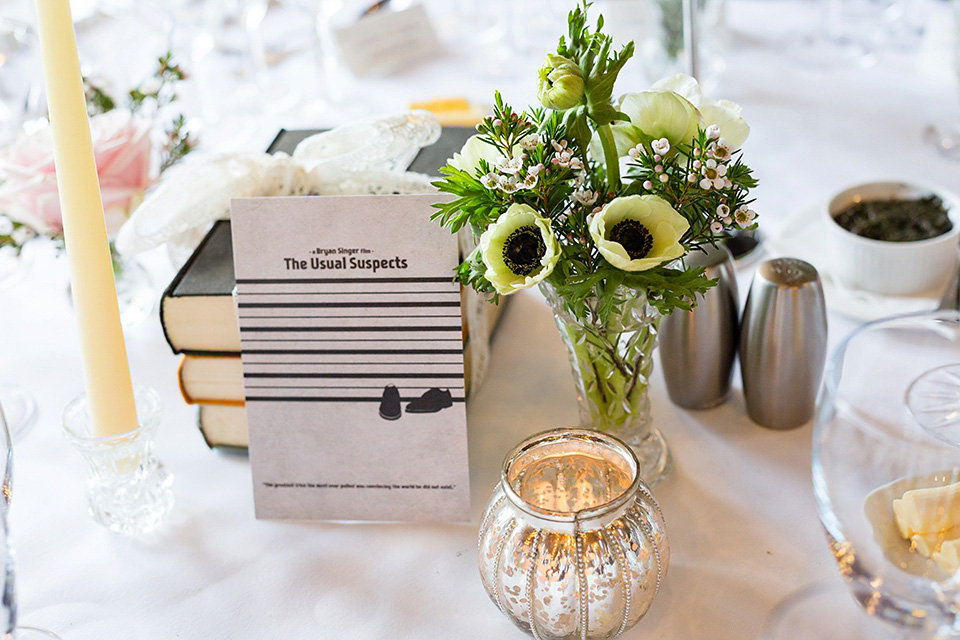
660, 244, 739, 409
739, 257, 828, 430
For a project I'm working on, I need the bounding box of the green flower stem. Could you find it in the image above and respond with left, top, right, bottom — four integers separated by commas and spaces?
559, 308, 659, 432
597, 123, 620, 190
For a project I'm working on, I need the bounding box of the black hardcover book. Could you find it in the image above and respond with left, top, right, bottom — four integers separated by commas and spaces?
159, 220, 239, 355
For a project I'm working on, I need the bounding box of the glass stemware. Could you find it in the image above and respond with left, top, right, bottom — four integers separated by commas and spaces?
0, 10, 43, 148
0, 403, 61, 639
0, 389, 33, 445
0, 253, 37, 443
770, 311, 960, 638
923, 0, 960, 161
784, 0, 878, 69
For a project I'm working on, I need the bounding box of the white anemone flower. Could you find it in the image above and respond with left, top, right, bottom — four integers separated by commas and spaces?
612, 90, 701, 155
479, 203, 560, 295
448, 135, 507, 176
588, 195, 689, 271
652, 74, 750, 149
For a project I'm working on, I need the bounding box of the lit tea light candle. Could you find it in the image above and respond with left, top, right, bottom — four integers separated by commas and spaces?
514, 451, 633, 514
35, 0, 138, 437
478, 429, 669, 639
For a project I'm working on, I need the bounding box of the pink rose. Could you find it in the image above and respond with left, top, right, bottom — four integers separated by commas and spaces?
0, 110, 153, 236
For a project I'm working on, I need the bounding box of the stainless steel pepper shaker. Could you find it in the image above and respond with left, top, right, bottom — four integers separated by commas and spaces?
739, 257, 828, 430
660, 244, 739, 409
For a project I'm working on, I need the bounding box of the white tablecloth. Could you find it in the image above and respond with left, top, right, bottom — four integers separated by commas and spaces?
2, 0, 960, 637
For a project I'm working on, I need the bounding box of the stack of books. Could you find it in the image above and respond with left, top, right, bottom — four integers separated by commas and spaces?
160, 127, 505, 450
163, 219, 248, 449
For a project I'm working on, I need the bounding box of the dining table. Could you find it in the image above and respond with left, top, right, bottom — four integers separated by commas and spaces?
2, 0, 960, 637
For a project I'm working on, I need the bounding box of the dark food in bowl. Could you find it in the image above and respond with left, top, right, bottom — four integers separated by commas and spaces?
834, 195, 952, 242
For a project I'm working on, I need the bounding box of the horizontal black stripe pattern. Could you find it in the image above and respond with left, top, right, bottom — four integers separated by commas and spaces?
238, 301, 460, 309
244, 385, 466, 390
238, 272, 463, 403
239, 326, 460, 333
237, 276, 453, 285
243, 349, 463, 355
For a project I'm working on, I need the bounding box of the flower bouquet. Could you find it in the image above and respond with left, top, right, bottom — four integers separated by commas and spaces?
0, 52, 194, 257
432, 2, 757, 484
0, 52, 195, 324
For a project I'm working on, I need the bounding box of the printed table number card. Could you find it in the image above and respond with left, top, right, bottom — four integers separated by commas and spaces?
230, 194, 470, 522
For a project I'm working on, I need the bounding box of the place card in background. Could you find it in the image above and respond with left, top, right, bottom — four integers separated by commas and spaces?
333, 5, 442, 76
230, 194, 470, 522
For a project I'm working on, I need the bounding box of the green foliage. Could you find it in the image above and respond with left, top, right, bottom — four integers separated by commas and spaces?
557, 2, 633, 129
3, 52, 197, 253
431, 166, 506, 233
84, 83, 115, 115
83, 51, 195, 172
0, 218, 36, 253
429, 1, 758, 322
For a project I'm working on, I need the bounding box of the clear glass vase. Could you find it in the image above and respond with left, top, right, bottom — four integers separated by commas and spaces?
540, 283, 671, 486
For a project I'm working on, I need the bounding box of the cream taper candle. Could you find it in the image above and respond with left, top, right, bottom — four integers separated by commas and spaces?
35, 0, 139, 437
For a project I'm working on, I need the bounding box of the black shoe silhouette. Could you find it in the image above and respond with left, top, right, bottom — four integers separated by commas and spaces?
379, 385, 401, 420
405, 388, 453, 414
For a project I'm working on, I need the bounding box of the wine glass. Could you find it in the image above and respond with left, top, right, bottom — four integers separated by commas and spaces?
0, 3, 41, 443
923, 0, 960, 161
0, 248, 37, 443
0, 245, 37, 443
0, 403, 62, 640
0, 6, 43, 148
784, 0, 879, 69
767, 311, 960, 638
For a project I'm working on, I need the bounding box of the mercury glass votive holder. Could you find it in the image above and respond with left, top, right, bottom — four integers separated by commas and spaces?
478, 428, 669, 640
61, 385, 174, 535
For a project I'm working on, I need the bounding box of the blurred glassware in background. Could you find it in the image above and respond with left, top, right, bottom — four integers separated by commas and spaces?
0, 237, 36, 444
0, 13, 42, 149
784, 0, 881, 69
0, 401, 62, 639
299, 0, 348, 120
0, 3, 43, 447
621, 0, 726, 91
453, 0, 517, 79
924, 0, 960, 161
508, 0, 568, 59
877, 0, 925, 52
498, 0, 727, 95
189, 0, 298, 139
0, 388, 35, 445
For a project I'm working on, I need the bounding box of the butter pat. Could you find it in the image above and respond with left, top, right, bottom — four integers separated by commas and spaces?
909, 524, 960, 556
933, 539, 960, 573
893, 481, 960, 538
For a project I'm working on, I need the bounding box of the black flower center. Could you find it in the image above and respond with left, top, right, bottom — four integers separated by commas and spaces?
609, 220, 653, 260
502, 226, 546, 276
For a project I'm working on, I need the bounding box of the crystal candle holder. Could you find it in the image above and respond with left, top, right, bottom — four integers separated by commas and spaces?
61, 385, 174, 535
478, 428, 669, 640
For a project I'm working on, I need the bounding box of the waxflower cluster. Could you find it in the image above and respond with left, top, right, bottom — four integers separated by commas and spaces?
432, 2, 756, 319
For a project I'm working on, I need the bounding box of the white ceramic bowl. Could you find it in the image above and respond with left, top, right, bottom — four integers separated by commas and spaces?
824, 181, 960, 296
